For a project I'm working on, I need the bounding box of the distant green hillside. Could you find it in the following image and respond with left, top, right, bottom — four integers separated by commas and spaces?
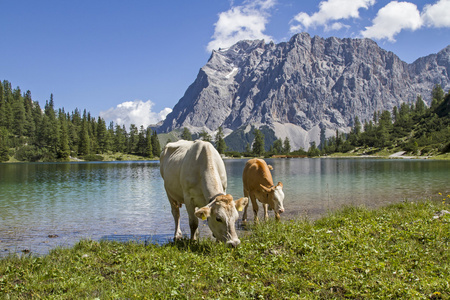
224, 125, 277, 152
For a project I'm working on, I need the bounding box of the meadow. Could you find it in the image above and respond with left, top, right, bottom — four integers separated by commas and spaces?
1, 198, 449, 299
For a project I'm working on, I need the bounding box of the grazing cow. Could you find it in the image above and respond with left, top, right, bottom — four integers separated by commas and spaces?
242, 158, 285, 222
160, 140, 248, 247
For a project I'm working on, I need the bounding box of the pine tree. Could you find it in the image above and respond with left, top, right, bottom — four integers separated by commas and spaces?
252, 128, 265, 156
0, 128, 9, 162
0, 82, 5, 128
2, 81, 13, 131
58, 110, 70, 160
283, 137, 291, 154
348, 116, 362, 146
307, 141, 320, 157
392, 106, 399, 123
11, 90, 26, 138
215, 126, 226, 154
23, 90, 35, 137
137, 125, 146, 156
88, 112, 98, 154
319, 125, 326, 150
144, 128, 153, 158
128, 124, 138, 153
431, 84, 444, 109
335, 129, 342, 151
272, 138, 283, 154
181, 127, 192, 140
151, 130, 161, 157
78, 113, 90, 156
114, 125, 126, 153
107, 121, 115, 152
42, 95, 60, 154
69, 109, 81, 153
96, 117, 108, 154
415, 95, 426, 116
199, 130, 211, 142
245, 143, 251, 155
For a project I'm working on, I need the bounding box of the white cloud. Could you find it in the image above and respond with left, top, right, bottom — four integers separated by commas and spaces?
361, 1, 422, 42
99, 100, 172, 130
422, 0, 450, 28
290, 0, 375, 33
207, 0, 276, 52
325, 22, 350, 32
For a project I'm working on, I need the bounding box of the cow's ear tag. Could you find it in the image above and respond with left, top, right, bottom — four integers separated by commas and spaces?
237, 207, 243, 212
201, 215, 207, 221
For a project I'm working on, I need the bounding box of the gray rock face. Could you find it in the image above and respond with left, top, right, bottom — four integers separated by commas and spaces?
159, 33, 450, 150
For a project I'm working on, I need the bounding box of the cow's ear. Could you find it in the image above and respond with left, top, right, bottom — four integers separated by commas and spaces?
260, 184, 273, 193
235, 197, 248, 212
195, 206, 211, 220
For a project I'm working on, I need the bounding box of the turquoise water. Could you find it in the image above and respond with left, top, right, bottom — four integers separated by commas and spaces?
1, 158, 449, 256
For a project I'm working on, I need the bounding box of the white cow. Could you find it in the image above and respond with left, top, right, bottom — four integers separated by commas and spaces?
160, 140, 248, 247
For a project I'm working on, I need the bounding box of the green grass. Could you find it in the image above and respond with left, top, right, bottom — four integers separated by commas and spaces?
1, 200, 449, 299
431, 153, 450, 160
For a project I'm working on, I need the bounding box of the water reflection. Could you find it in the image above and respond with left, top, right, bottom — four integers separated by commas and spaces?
1, 159, 449, 257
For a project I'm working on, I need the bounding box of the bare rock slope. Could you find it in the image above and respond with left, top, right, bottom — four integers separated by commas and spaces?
159, 33, 450, 150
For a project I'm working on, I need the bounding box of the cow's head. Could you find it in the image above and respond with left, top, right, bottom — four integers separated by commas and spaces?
260, 182, 285, 215
194, 194, 248, 247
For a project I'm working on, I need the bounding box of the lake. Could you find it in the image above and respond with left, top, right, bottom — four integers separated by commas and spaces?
1, 158, 449, 257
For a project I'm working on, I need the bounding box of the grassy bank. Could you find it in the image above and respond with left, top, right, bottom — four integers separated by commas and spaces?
1, 200, 449, 299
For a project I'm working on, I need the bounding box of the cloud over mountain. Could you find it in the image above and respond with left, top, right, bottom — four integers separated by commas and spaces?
361, 1, 423, 41
207, 0, 275, 52
100, 100, 172, 130
209, 0, 450, 47
361, 0, 450, 41
290, 0, 375, 33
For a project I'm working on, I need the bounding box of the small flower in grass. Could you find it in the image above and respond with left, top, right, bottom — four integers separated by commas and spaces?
431, 291, 442, 299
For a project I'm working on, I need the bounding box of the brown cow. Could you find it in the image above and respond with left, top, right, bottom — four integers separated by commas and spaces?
242, 158, 285, 222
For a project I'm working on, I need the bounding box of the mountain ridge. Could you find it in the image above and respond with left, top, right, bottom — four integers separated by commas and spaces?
158, 32, 450, 150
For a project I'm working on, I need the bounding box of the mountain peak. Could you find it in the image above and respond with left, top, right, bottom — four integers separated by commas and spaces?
159, 34, 450, 151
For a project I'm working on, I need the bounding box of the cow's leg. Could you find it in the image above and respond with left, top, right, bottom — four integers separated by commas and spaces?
263, 203, 269, 221
242, 189, 250, 222
168, 197, 182, 240
250, 193, 259, 223
274, 211, 281, 221
185, 202, 199, 240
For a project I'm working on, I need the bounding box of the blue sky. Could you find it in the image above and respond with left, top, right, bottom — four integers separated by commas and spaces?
1, 0, 449, 128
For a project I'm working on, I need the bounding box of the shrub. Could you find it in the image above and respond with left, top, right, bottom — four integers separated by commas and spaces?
441, 142, 450, 153
14, 145, 43, 162
82, 154, 104, 161
225, 151, 242, 158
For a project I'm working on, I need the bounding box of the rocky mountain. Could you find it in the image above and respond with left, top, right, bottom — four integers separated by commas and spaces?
158, 32, 450, 151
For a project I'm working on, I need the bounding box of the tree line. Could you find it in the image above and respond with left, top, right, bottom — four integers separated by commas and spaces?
314, 84, 450, 157
1, 79, 448, 162
181, 126, 291, 157
0, 80, 161, 162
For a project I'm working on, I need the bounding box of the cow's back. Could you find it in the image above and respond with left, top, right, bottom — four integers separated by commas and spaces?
160, 140, 193, 202
160, 140, 226, 206
243, 158, 274, 192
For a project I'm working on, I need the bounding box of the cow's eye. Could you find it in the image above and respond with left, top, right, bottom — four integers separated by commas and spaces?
216, 217, 222, 222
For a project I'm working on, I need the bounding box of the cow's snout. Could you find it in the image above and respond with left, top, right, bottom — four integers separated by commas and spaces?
226, 239, 241, 248
278, 207, 285, 214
